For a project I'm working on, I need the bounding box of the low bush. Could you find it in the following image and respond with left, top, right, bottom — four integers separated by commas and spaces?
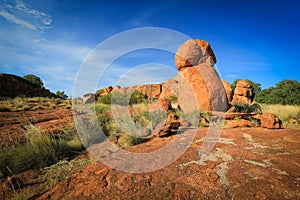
232, 102, 262, 114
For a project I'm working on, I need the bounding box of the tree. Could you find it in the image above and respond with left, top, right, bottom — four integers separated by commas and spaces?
255, 79, 300, 105
56, 91, 68, 100
23, 74, 44, 88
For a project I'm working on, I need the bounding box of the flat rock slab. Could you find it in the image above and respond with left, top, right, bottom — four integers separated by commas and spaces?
37, 127, 300, 199
0, 108, 73, 144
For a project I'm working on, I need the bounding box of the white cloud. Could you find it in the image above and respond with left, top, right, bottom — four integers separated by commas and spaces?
0, 0, 52, 30
0, 10, 36, 30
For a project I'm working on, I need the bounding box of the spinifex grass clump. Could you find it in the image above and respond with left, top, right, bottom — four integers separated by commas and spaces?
0, 125, 84, 177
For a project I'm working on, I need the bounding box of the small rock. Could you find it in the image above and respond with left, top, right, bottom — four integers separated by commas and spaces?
141, 128, 152, 137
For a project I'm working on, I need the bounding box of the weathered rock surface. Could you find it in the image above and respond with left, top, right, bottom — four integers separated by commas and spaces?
159, 78, 179, 100
149, 98, 172, 114
0, 73, 55, 98
157, 113, 180, 137
232, 80, 253, 104
175, 39, 217, 70
115, 84, 162, 100
222, 80, 233, 103
36, 127, 300, 200
260, 112, 282, 129
0, 108, 73, 145
83, 93, 96, 104
178, 64, 228, 112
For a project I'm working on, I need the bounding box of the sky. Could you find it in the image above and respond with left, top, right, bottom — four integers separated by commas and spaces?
0, 0, 299, 97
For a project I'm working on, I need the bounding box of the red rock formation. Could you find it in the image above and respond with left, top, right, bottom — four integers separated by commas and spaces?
222, 80, 233, 103
232, 80, 253, 104
116, 84, 162, 100
260, 113, 282, 129
149, 98, 172, 114
177, 64, 227, 112
0, 73, 55, 98
83, 93, 96, 104
174, 39, 227, 112
175, 39, 216, 71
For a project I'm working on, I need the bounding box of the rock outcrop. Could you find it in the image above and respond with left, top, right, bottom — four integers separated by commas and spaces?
0, 73, 55, 98
232, 80, 253, 104
175, 40, 227, 112
83, 93, 96, 104
149, 98, 172, 114
222, 80, 233, 103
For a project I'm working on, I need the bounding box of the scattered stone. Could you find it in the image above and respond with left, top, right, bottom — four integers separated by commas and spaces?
157, 113, 180, 137
289, 118, 298, 124
260, 113, 282, 129
226, 119, 256, 128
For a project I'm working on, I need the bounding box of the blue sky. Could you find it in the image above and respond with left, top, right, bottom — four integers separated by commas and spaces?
0, 0, 299, 96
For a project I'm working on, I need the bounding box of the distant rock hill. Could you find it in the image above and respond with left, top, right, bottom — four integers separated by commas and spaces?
0, 73, 56, 98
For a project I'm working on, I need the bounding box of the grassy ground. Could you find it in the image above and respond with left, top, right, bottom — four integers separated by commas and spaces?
0, 97, 72, 111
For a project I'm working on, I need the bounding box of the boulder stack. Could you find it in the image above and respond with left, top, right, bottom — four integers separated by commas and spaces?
232, 80, 253, 104
174, 39, 228, 112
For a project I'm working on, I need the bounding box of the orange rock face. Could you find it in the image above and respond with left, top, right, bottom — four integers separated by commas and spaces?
222, 80, 233, 103
260, 113, 282, 129
178, 64, 228, 112
232, 80, 253, 104
175, 39, 216, 71
149, 98, 172, 114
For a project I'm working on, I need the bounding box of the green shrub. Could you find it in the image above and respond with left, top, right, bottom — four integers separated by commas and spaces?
118, 134, 143, 148
99, 90, 147, 106
75, 117, 106, 147
183, 110, 209, 127
167, 95, 178, 103
232, 102, 262, 114
97, 93, 112, 104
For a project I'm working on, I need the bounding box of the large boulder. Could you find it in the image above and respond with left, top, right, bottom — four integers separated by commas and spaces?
177, 64, 228, 112
175, 39, 216, 71
174, 39, 227, 112
222, 80, 233, 103
260, 113, 282, 129
232, 80, 253, 104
